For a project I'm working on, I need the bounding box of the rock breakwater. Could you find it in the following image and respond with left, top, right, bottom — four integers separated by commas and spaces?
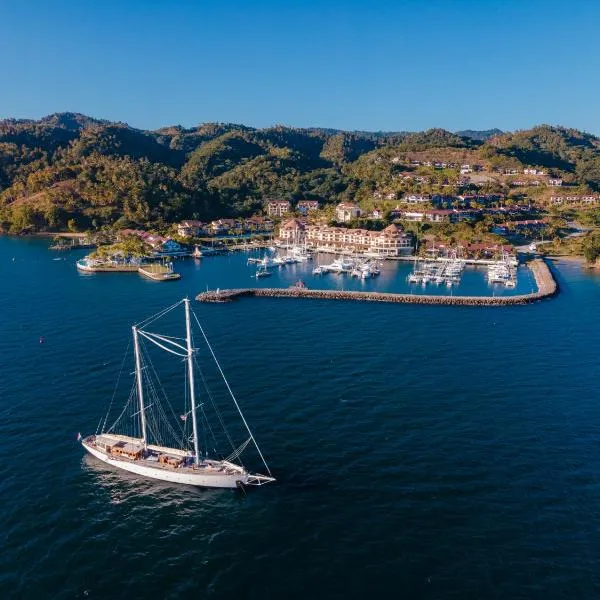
196, 259, 557, 307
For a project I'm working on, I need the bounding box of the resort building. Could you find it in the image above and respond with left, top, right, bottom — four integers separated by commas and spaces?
266, 199, 291, 217
335, 202, 362, 222
278, 220, 414, 256
118, 229, 186, 254
177, 220, 206, 238
209, 218, 239, 234
548, 178, 563, 187
296, 200, 320, 215
243, 216, 274, 231
524, 168, 545, 175
550, 195, 599, 205
402, 194, 431, 204
398, 209, 479, 223
278, 219, 306, 243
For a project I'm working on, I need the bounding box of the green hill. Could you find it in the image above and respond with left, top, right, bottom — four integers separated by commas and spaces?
0, 114, 599, 233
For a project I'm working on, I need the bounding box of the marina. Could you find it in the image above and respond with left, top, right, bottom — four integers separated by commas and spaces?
196, 258, 556, 306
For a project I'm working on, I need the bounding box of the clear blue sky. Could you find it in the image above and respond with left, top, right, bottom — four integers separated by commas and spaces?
1, 0, 599, 134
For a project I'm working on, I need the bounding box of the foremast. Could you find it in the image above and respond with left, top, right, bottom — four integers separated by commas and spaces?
132, 325, 148, 449
184, 298, 201, 465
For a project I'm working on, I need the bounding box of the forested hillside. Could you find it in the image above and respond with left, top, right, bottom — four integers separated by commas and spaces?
0, 113, 599, 232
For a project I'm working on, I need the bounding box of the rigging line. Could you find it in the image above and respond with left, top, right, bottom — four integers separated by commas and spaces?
138, 331, 188, 354
135, 299, 185, 329
142, 339, 186, 441
224, 437, 252, 463
192, 310, 272, 476
140, 340, 187, 448
106, 384, 136, 433
193, 355, 238, 455
141, 339, 187, 447
137, 330, 188, 357
100, 337, 132, 434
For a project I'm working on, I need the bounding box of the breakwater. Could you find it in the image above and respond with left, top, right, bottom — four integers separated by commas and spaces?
196, 259, 557, 307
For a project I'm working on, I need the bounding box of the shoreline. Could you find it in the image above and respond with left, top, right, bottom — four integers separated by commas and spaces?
196, 259, 557, 307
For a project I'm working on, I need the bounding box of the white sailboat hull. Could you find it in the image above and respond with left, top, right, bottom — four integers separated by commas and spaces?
83, 441, 248, 488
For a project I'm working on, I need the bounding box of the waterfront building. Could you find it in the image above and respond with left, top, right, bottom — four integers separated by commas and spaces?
278, 220, 414, 256
524, 168, 545, 175
278, 219, 306, 243
335, 202, 362, 222
266, 199, 291, 217
177, 220, 206, 238
296, 200, 320, 215
209, 218, 239, 234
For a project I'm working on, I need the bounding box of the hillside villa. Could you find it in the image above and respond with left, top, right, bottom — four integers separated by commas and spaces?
176, 216, 274, 238
177, 220, 206, 237
550, 195, 599, 205
266, 199, 291, 217
335, 202, 362, 222
398, 208, 480, 223
297, 200, 320, 215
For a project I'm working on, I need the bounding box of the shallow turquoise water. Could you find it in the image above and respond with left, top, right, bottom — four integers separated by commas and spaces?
1, 237, 600, 599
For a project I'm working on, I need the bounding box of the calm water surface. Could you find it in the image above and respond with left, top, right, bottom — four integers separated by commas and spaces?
1, 237, 600, 599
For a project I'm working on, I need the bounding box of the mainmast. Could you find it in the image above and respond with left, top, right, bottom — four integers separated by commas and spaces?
184, 298, 201, 465
132, 325, 148, 449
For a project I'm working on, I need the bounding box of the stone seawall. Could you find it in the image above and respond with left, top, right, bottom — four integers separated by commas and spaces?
196, 259, 558, 307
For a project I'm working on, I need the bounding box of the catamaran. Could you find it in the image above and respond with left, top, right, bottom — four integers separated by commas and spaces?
81, 299, 275, 489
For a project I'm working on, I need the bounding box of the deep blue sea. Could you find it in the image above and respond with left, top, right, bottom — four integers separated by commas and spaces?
2, 237, 600, 600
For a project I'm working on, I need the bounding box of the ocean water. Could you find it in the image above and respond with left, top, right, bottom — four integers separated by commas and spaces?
1, 237, 600, 600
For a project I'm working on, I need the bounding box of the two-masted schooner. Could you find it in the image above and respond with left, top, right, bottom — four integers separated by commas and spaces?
81, 298, 275, 489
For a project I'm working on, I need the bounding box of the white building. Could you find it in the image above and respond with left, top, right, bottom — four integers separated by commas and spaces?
177, 220, 206, 238
335, 202, 362, 222
402, 194, 431, 204
548, 178, 563, 187
296, 200, 320, 215
278, 220, 413, 256
550, 195, 599, 205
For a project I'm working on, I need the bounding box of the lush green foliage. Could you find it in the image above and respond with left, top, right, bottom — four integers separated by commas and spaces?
1, 114, 599, 233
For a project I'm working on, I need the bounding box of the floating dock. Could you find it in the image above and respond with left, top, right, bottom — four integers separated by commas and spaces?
196, 260, 557, 307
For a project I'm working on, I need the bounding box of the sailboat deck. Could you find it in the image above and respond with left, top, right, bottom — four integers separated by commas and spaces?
85, 435, 245, 476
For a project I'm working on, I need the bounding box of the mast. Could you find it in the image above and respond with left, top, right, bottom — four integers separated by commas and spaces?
184, 298, 201, 465
132, 325, 148, 449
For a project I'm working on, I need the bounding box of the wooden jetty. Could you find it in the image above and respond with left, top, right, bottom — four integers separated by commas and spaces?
196, 259, 557, 307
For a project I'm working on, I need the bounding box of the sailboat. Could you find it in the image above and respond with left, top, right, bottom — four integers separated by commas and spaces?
81, 298, 275, 489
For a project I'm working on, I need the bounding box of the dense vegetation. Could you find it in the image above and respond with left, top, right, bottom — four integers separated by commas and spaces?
1, 113, 599, 233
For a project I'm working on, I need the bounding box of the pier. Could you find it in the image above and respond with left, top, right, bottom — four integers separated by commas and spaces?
196, 259, 557, 307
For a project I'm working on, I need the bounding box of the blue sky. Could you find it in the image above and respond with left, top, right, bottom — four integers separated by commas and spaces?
1, 0, 599, 134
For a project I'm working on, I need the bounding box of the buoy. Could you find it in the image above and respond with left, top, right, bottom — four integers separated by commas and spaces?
39, 336, 45, 344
